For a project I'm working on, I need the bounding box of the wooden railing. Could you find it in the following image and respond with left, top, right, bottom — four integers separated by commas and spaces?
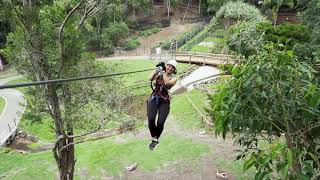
175, 51, 234, 66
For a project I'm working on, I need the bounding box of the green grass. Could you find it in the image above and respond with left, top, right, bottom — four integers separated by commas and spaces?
0, 67, 17, 79
203, 37, 225, 44
171, 89, 209, 130
0, 96, 6, 115
4, 77, 29, 93
183, 27, 226, 54
0, 134, 209, 179
190, 45, 212, 53
215, 158, 255, 180
18, 116, 56, 142
26, 142, 41, 150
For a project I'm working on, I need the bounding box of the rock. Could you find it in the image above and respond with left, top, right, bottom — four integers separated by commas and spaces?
199, 129, 206, 136
125, 162, 138, 171
216, 169, 228, 179
15, 150, 29, 154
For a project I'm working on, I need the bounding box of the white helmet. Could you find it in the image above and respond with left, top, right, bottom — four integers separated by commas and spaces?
167, 60, 177, 69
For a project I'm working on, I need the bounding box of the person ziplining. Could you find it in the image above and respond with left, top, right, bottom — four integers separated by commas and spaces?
147, 60, 178, 150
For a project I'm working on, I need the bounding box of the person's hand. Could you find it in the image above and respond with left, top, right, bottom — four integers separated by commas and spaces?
156, 61, 166, 71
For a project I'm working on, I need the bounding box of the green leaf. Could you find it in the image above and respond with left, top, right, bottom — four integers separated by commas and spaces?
255, 171, 271, 180
261, 156, 271, 166
243, 157, 255, 172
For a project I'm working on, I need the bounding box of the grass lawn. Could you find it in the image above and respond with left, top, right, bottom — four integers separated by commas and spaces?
0, 134, 209, 179
190, 45, 212, 53
171, 89, 209, 130
4, 77, 29, 94
0, 96, 6, 115
0, 67, 17, 79
186, 28, 225, 54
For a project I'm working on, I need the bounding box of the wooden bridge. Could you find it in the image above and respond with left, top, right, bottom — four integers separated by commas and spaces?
175, 51, 234, 66
150, 51, 235, 66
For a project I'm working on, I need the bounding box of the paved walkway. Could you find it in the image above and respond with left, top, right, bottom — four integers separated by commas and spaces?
0, 76, 26, 147
171, 66, 221, 93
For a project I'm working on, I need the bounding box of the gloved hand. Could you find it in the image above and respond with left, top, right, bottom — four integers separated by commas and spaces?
155, 61, 166, 71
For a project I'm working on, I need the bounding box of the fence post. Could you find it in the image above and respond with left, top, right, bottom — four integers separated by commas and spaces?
203, 54, 206, 66
8, 124, 11, 132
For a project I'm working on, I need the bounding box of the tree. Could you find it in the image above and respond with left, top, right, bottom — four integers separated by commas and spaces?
297, 0, 320, 73
261, 0, 295, 26
216, 1, 266, 31
3, 0, 127, 179
207, 46, 320, 178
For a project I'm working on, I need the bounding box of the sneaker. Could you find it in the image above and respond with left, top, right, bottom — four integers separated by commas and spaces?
149, 140, 159, 150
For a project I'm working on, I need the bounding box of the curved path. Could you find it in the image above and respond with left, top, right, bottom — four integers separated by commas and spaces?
0, 76, 26, 147
171, 66, 221, 94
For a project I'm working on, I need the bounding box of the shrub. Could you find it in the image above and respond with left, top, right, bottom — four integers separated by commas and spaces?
122, 37, 140, 50
257, 22, 311, 50
104, 22, 129, 46
227, 21, 265, 58
217, 1, 266, 30
138, 26, 161, 37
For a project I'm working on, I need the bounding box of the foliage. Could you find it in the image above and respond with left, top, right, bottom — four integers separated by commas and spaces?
226, 20, 266, 58
298, 0, 320, 73
4, 1, 128, 178
206, 0, 233, 13
104, 22, 129, 46
121, 36, 140, 50
216, 1, 266, 24
137, 26, 161, 37
207, 46, 320, 178
257, 22, 311, 50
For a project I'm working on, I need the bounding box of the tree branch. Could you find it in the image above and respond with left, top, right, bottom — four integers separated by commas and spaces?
58, 0, 84, 75
78, 0, 101, 29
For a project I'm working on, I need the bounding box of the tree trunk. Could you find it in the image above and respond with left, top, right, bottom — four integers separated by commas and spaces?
285, 133, 301, 174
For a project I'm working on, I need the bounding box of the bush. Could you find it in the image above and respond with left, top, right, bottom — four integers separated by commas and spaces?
207, 0, 232, 13
257, 22, 311, 50
122, 37, 140, 50
85, 33, 113, 51
217, 1, 266, 30
94, 48, 114, 57
138, 26, 161, 37
104, 22, 129, 46
227, 21, 265, 58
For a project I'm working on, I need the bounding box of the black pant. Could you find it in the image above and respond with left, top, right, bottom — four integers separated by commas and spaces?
147, 96, 170, 139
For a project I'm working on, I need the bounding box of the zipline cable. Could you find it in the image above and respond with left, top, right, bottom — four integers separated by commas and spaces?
0, 68, 154, 89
